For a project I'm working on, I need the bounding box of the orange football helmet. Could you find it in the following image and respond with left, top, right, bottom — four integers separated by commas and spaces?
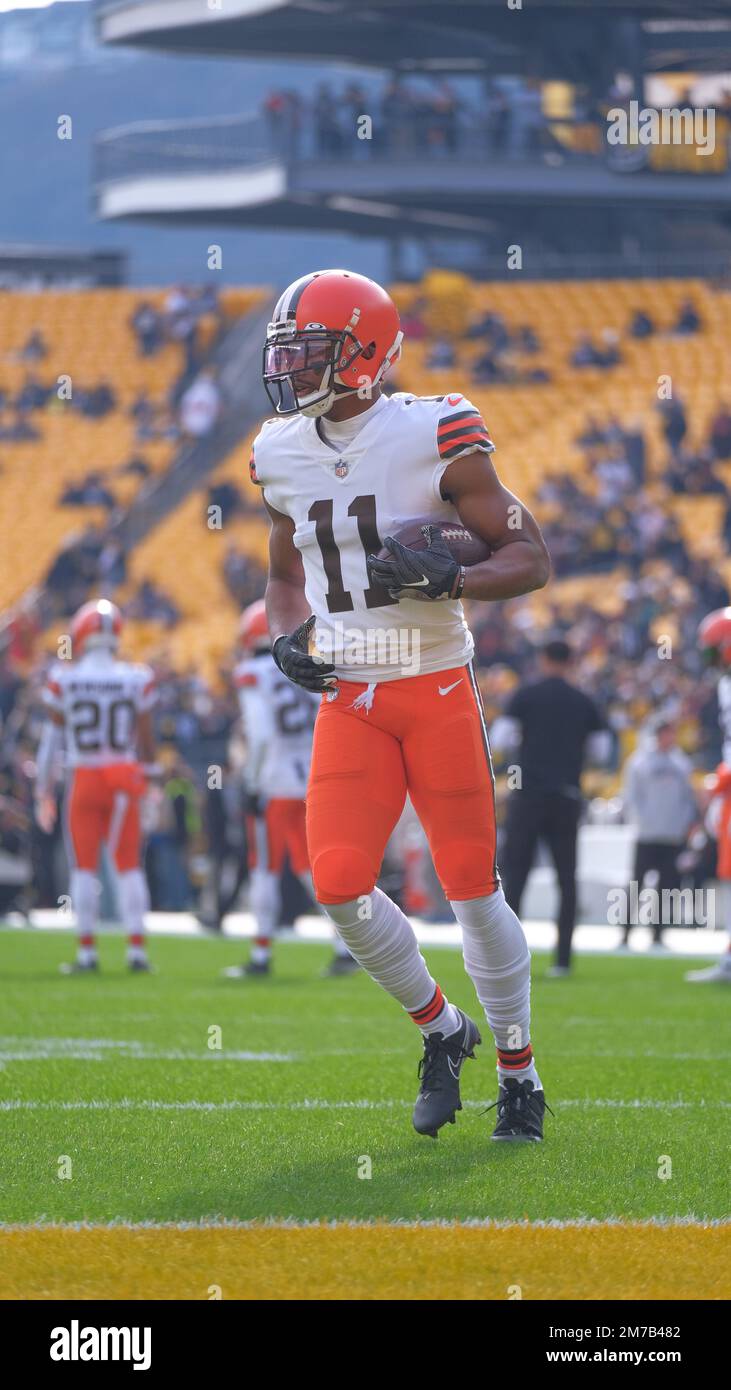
238, 599, 270, 653
698, 608, 731, 667
70, 599, 123, 657
263, 268, 402, 417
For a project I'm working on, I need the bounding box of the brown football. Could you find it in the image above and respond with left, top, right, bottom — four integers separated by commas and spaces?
377, 516, 491, 567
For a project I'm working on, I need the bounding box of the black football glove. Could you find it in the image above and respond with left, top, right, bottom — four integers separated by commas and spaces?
272, 615, 336, 693
367, 526, 466, 602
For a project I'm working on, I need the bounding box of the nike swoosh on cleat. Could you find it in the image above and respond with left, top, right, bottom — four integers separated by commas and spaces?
438, 680, 463, 696
447, 1056, 463, 1080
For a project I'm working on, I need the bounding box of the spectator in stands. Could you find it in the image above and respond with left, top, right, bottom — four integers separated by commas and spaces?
76, 381, 116, 419
468, 309, 509, 352
19, 329, 48, 361
596, 329, 621, 369
401, 301, 428, 341
426, 337, 456, 370
97, 537, 126, 591
180, 368, 221, 440
15, 374, 50, 412
623, 418, 647, 485
116, 454, 151, 480
508, 77, 545, 156
313, 83, 343, 155
709, 402, 731, 460
126, 579, 180, 628
222, 545, 265, 608
130, 390, 157, 440
595, 446, 634, 505
657, 392, 687, 458
60, 472, 116, 510
208, 479, 242, 525
516, 324, 541, 353
629, 308, 654, 339
686, 558, 729, 614
0, 412, 40, 441
673, 298, 702, 336
471, 348, 504, 384
576, 415, 607, 448
165, 285, 199, 372
130, 300, 164, 357
571, 334, 603, 367
381, 79, 418, 152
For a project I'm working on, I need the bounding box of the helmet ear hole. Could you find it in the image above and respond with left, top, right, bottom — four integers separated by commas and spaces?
362, 342, 376, 360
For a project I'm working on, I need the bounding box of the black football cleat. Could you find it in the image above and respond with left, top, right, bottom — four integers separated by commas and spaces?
222, 959, 272, 979
128, 957, 154, 973
412, 1008, 481, 1138
59, 958, 99, 975
487, 1077, 551, 1142
320, 952, 360, 978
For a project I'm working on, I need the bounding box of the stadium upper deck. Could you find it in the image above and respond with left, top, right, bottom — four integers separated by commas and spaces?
95, 1, 731, 76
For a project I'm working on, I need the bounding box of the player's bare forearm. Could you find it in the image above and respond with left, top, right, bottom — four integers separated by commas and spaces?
461, 538, 549, 600
264, 497, 311, 639
441, 451, 550, 601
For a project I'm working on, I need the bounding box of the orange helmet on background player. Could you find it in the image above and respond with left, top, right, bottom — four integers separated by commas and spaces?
238, 599, 270, 653
263, 268, 402, 418
698, 608, 731, 667
70, 599, 123, 657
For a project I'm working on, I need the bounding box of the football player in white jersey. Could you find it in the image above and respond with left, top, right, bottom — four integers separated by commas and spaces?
36, 599, 157, 973
253, 268, 553, 1141
686, 608, 731, 983
226, 599, 356, 978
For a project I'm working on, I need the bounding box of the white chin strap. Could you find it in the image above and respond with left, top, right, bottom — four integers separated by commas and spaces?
300, 390, 337, 418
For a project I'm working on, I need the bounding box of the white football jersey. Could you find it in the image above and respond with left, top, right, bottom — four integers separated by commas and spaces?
43, 650, 156, 768
718, 674, 731, 764
234, 651, 317, 799
250, 391, 494, 682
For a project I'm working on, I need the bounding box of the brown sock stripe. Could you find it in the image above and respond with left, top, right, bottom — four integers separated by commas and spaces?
497, 1044, 533, 1070
409, 985, 444, 1026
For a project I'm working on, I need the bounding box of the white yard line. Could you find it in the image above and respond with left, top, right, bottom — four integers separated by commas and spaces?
1, 1097, 727, 1112
0, 1216, 727, 1231
12, 913, 725, 958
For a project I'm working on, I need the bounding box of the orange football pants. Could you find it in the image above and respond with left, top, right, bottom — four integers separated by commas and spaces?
306, 664, 498, 904
66, 764, 145, 872
248, 799, 310, 875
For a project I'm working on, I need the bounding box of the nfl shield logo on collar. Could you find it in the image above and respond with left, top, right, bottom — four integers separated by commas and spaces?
335, 459, 349, 478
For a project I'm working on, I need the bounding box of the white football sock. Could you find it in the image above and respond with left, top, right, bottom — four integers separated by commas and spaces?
117, 869, 149, 961
450, 888, 540, 1087
249, 867, 280, 943
323, 889, 461, 1036
70, 868, 99, 962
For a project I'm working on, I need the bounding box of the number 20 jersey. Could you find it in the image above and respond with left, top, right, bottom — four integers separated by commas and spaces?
234, 651, 317, 799
43, 650, 156, 768
250, 391, 495, 683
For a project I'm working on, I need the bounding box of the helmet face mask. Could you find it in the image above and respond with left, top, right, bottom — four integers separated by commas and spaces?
263, 326, 363, 418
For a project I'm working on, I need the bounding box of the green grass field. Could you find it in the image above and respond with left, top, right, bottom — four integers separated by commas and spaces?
2, 926, 729, 1227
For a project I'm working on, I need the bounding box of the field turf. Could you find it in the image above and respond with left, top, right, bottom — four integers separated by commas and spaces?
1, 927, 729, 1298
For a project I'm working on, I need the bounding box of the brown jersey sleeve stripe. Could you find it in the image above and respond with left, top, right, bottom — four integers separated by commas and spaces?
437, 408, 486, 431
439, 433, 494, 459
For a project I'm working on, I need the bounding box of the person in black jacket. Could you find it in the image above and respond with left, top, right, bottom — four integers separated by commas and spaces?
497, 639, 608, 975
